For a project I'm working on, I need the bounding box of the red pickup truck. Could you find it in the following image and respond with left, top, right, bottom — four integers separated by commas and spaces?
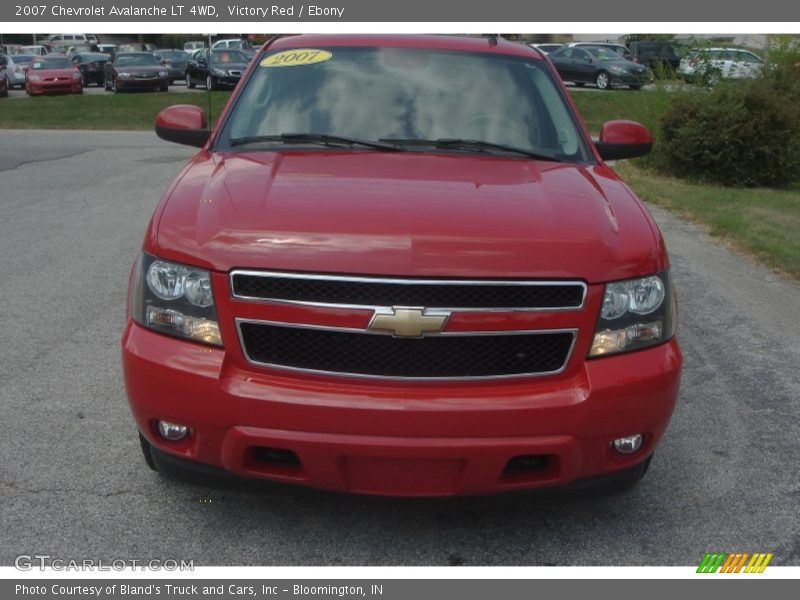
122, 34, 682, 496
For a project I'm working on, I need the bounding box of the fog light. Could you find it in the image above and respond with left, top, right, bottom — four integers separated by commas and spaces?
613, 434, 643, 454
157, 420, 189, 441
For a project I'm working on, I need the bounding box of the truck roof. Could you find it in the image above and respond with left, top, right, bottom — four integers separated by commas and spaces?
268, 34, 543, 60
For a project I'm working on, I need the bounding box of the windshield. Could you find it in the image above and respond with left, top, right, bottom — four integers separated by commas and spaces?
32, 57, 71, 69
218, 47, 590, 162
115, 54, 159, 66
14, 55, 34, 64
211, 50, 249, 64
160, 50, 188, 59
78, 53, 109, 62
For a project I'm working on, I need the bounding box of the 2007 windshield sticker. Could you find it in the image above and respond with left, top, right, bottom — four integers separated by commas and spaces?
261, 49, 333, 68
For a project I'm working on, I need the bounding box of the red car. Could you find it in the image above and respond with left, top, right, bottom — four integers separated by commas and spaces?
25, 54, 82, 96
123, 35, 682, 497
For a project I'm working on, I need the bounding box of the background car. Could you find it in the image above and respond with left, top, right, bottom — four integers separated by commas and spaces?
25, 54, 83, 96
104, 52, 169, 93
627, 41, 681, 72
155, 49, 190, 84
211, 38, 253, 50
528, 43, 563, 54
549, 45, 651, 89
0, 54, 34, 88
47, 34, 91, 45
22, 45, 48, 56
678, 47, 764, 83
183, 40, 206, 52
71, 52, 111, 86
118, 43, 158, 53
185, 48, 249, 90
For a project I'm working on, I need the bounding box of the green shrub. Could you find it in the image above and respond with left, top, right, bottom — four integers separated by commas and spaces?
654, 78, 800, 187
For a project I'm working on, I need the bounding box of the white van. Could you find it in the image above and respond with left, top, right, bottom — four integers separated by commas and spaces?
47, 34, 98, 48
22, 45, 48, 56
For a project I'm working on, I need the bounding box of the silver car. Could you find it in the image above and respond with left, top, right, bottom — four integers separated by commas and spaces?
0, 54, 34, 88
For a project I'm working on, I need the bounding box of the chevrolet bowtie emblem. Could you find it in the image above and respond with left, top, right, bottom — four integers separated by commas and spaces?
368, 307, 450, 338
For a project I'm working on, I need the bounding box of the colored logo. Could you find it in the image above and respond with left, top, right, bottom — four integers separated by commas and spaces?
368, 307, 450, 338
697, 552, 773, 573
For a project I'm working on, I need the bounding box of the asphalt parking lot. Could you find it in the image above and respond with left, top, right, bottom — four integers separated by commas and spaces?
1, 129, 798, 567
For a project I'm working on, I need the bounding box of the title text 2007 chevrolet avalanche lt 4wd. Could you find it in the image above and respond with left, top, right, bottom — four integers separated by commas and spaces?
122, 35, 682, 496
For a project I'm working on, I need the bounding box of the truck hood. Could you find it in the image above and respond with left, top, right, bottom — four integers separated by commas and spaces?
153, 151, 662, 282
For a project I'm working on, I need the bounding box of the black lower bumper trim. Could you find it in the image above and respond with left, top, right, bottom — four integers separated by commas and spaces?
146, 437, 652, 500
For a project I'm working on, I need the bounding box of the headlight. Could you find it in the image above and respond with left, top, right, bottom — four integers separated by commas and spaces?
159, 70, 168, 78
589, 270, 675, 357
132, 253, 222, 346
212, 68, 227, 76
72, 71, 81, 79
28, 74, 40, 81
117, 72, 131, 78
608, 64, 625, 74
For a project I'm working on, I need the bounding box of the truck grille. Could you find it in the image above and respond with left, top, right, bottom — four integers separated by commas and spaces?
237, 321, 576, 379
231, 271, 585, 310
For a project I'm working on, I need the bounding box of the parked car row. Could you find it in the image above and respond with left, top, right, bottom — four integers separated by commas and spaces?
529, 40, 765, 88
0, 47, 255, 97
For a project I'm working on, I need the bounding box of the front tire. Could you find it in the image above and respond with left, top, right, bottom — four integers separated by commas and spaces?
138, 432, 158, 472
185, 72, 195, 88
206, 75, 215, 91
595, 70, 610, 90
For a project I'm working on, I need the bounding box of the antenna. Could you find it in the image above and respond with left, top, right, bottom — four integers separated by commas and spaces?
206, 32, 213, 126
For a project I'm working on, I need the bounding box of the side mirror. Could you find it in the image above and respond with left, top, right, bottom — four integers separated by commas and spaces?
155, 105, 211, 148
595, 120, 653, 161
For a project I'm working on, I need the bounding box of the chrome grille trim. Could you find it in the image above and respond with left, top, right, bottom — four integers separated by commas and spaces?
229, 270, 587, 312
235, 318, 578, 381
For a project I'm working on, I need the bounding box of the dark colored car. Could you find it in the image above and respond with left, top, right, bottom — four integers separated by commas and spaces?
155, 49, 190, 84
104, 52, 170, 93
185, 49, 249, 90
71, 52, 111, 86
549, 45, 651, 90
25, 54, 83, 96
627, 42, 681, 73
126, 35, 682, 497
0, 68, 8, 97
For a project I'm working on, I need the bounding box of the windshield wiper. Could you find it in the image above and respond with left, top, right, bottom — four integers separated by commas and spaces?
229, 133, 404, 152
380, 138, 561, 161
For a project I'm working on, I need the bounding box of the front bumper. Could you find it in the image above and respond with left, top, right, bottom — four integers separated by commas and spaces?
27, 80, 82, 94
609, 71, 651, 87
123, 322, 682, 496
116, 76, 169, 90
210, 74, 242, 88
